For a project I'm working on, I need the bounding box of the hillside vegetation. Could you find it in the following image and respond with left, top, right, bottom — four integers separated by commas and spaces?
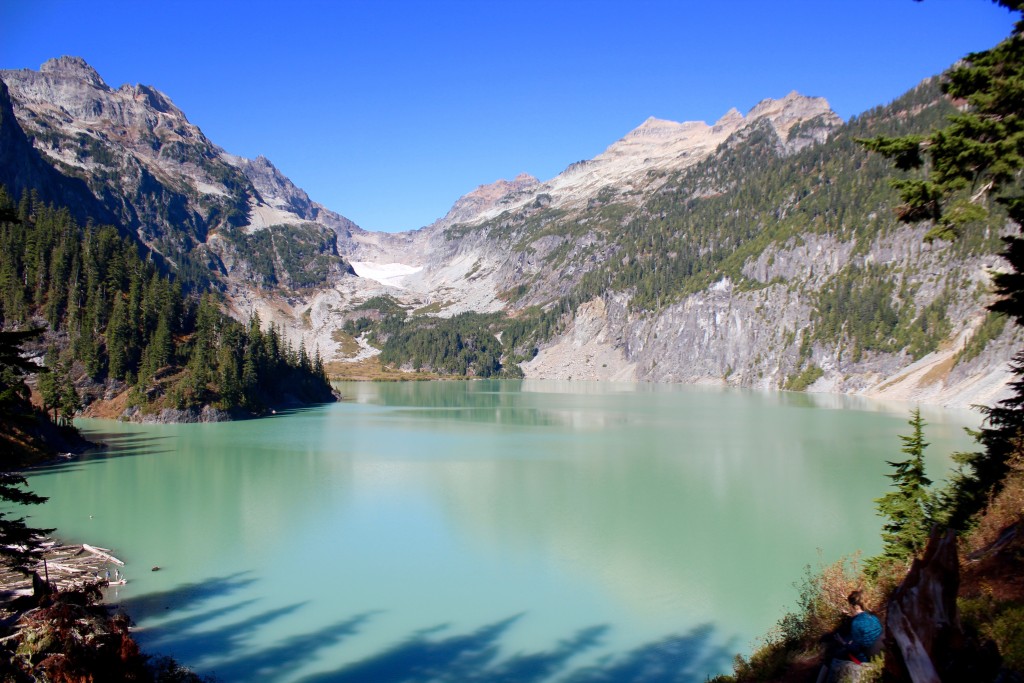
431, 78, 1010, 393
0, 187, 335, 421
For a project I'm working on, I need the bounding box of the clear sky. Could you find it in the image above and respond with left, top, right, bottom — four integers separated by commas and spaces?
0, 1, 1018, 232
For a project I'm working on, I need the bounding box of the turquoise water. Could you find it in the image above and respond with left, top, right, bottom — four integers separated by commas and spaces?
25, 380, 978, 681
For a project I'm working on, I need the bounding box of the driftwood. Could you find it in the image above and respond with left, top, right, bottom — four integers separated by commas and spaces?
82, 543, 124, 566
0, 543, 126, 599
885, 529, 962, 683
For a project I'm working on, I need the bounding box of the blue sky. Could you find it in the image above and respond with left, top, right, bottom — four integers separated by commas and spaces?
0, 1, 1018, 232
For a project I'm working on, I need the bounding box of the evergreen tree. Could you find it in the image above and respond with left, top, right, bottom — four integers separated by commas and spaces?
106, 293, 130, 380
868, 408, 933, 573
0, 185, 334, 419
860, 6, 1024, 528
57, 363, 81, 426
0, 329, 43, 419
0, 329, 54, 571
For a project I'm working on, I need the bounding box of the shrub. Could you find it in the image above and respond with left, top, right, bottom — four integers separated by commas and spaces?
960, 593, 1024, 673
778, 553, 864, 648
990, 605, 1024, 671
731, 554, 865, 681
964, 449, 1024, 555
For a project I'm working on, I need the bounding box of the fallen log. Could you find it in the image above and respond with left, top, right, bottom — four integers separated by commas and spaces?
82, 544, 124, 566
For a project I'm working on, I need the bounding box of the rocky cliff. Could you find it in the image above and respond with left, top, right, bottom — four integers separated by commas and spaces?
0, 57, 359, 289
345, 80, 1014, 407
1, 57, 1015, 407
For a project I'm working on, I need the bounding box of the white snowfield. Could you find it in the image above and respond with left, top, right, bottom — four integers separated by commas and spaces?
350, 261, 423, 289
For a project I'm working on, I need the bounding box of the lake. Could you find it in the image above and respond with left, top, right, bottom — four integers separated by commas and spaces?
25, 380, 978, 682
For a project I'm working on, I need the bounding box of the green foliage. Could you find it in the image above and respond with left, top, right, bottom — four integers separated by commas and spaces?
960, 594, 1024, 672
501, 305, 567, 365
37, 355, 80, 426
785, 363, 824, 391
957, 311, 1008, 365
377, 312, 511, 378
220, 223, 346, 289
352, 295, 407, 316
987, 604, 1024, 671
0, 187, 334, 417
865, 27, 1024, 239
0, 328, 54, 570
344, 306, 559, 378
856, 134, 926, 171
809, 264, 952, 361
862, 20, 1024, 529
866, 409, 933, 575
812, 265, 900, 353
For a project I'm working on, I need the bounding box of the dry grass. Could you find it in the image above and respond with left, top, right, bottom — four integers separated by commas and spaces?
325, 356, 439, 381
79, 388, 132, 420
804, 552, 868, 635
966, 450, 1024, 555
919, 353, 956, 386
330, 329, 362, 358
412, 301, 452, 315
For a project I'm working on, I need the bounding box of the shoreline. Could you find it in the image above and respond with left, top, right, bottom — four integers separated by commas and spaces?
0, 540, 126, 605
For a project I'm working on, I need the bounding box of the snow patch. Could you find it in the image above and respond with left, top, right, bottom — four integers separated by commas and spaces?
350, 262, 423, 289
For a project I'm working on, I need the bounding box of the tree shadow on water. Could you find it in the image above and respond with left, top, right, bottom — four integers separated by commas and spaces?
294, 618, 736, 683
207, 611, 377, 682
116, 571, 377, 681
144, 601, 310, 664
560, 624, 736, 683
29, 433, 174, 475
116, 571, 258, 616
118, 574, 737, 682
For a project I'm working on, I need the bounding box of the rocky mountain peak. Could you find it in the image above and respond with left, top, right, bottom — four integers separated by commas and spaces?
39, 56, 108, 89
118, 83, 182, 116
628, 117, 711, 140
0, 56, 372, 289
2, 57, 192, 131
745, 91, 840, 141
429, 92, 843, 228
432, 173, 541, 228
240, 154, 314, 216
713, 108, 743, 131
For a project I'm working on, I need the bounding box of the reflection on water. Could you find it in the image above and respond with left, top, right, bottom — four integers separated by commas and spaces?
26, 381, 979, 682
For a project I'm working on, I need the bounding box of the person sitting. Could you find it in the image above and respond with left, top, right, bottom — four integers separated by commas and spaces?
816, 591, 884, 682
843, 590, 883, 662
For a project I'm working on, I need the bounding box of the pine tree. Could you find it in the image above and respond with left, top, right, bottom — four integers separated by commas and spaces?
0, 328, 54, 570
868, 409, 933, 573
860, 7, 1024, 528
57, 362, 80, 426
106, 293, 130, 380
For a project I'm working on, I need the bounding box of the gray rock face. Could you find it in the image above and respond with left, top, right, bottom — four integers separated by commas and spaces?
432, 173, 541, 228
237, 154, 360, 240
40, 56, 105, 86
3, 56, 1016, 407
0, 57, 360, 291
367, 85, 1012, 407
123, 404, 231, 423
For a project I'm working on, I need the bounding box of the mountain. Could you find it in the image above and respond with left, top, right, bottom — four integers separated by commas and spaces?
0, 56, 360, 289
430, 91, 839, 229
0, 78, 114, 227
336, 81, 1015, 406
0, 57, 1016, 407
